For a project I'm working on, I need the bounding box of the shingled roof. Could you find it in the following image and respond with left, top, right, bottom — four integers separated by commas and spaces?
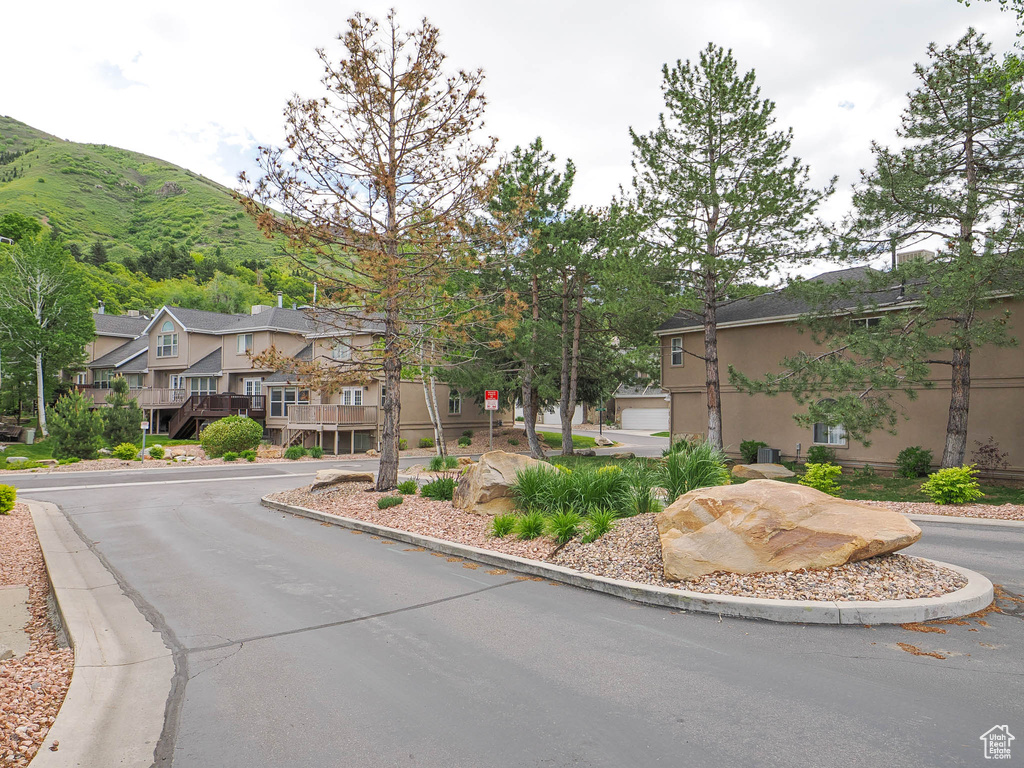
87, 336, 149, 370
93, 313, 151, 338
145, 306, 317, 335
181, 349, 223, 377
656, 266, 883, 333
264, 344, 313, 385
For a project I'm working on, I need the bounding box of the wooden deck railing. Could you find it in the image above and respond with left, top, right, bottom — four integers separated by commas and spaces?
286, 404, 377, 427
76, 386, 187, 408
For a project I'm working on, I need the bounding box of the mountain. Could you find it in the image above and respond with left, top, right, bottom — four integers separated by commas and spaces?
0, 116, 278, 264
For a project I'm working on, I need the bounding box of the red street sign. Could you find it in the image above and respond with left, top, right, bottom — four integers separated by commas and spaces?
485, 390, 499, 411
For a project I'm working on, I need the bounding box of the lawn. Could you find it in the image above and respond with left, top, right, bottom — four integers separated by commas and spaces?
0, 436, 200, 469
650, 431, 670, 438
538, 431, 602, 450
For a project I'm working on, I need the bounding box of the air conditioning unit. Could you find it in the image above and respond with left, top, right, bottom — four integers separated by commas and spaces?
757, 447, 782, 464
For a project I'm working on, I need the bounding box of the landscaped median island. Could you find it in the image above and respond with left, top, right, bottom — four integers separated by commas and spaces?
265, 447, 995, 620
0, 502, 73, 766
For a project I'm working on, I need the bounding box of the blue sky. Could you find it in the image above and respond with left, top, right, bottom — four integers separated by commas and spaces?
2, 0, 1016, 232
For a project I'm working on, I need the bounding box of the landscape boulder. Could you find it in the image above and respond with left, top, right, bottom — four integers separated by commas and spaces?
730, 463, 795, 480
656, 479, 921, 581
310, 469, 375, 492
611, 452, 635, 460
594, 436, 614, 447
452, 450, 555, 515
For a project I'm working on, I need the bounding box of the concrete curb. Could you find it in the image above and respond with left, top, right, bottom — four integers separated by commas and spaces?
27, 500, 173, 767
261, 497, 993, 626
905, 513, 1024, 528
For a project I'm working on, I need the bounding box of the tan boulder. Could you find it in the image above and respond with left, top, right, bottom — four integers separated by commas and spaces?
656, 479, 921, 581
731, 463, 795, 480
310, 469, 375, 491
594, 436, 614, 446
452, 450, 555, 515
457, 456, 475, 466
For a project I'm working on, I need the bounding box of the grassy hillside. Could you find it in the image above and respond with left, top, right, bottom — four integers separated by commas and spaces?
0, 115, 278, 264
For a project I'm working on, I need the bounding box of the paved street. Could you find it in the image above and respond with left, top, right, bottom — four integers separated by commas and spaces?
8, 462, 1023, 768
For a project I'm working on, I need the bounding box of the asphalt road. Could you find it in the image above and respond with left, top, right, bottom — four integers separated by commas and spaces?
8, 462, 1023, 768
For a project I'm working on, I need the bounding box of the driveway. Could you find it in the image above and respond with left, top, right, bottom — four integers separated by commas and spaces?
8, 464, 1022, 768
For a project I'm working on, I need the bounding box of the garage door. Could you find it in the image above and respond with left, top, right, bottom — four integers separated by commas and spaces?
621, 408, 669, 431
541, 405, 583, 426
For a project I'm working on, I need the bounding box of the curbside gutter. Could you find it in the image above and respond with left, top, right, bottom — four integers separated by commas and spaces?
904, 513, 1024, 528
27, 500, 173, 768
261, 496, 994, 626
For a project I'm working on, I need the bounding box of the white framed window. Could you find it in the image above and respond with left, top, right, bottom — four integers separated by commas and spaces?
75, 372, 88, 386
341, 387, 363, 406
189, 377, 217, 396
849, 317, 882, 331
448, 393, 462, 415
237, 333, 253, 354
157, 321, 178, 357
670, 337, 683, 366
812, 399, 846, 446
125, 373, 144, 389
244, 378, 263, 396
331, 341, 351, 361
95, 369, 114, 388
169, 374, 183, 391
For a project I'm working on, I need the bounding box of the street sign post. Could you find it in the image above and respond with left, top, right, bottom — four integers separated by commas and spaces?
140, 420, 149, 459
485, 390, 499, 449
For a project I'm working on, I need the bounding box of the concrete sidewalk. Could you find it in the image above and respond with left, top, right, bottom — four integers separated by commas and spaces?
28, 500, 173, 768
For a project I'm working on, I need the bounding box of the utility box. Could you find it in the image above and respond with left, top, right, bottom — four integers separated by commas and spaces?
757, 447, 781, 464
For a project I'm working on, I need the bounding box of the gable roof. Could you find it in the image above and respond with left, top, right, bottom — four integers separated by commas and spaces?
181, 349, 223, 377
143, 306, 317, 336
93, 313, 151, 338
656, 266, 884, 334
87, 336, 149, 370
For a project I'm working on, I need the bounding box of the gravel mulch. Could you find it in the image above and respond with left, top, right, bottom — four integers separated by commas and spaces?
0, 503, 73, 766
859, 499, 1024, 521
268, 485, 969, 602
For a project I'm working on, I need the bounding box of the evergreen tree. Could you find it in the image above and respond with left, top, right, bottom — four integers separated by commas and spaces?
89, 241, 109, 266
102, 375, 143, 446
49, 390, 103, 460
630, 44, 834, 450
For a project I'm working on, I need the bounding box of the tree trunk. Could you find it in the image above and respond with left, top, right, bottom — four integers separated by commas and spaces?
559, 273, 574, 456
35, 352, 48, 437
428, 374, 446, 459
941, 343, 971, 468
703, 293, 722, 451
561, 276, 584, 456
521, 273, 545, 460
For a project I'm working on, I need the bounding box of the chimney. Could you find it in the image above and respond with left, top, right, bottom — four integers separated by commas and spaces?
251, 304, 273, 315
97, 301, 105, 315
292, 302, 298, 310
277, 291, 283, 308
126, 309, 140, 317
896, 249, 936, 266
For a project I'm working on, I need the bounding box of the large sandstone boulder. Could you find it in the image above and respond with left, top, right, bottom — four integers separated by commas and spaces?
656, 479, 921, 581
731, 463, 795, 480
311, 469, 375, 491
452, 450, 555, 515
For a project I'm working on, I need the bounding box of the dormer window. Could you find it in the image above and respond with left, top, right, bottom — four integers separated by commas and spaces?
157, 321, 178, 357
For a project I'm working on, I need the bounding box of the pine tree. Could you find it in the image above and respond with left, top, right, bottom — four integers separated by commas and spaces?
49, 390, 103, 460
630, 44, 833, 450
89, 241, 108, 266
102, 375, 143, 446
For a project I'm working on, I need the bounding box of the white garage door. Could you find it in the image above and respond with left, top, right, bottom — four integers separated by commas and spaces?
541, 405, 583, 426
621, 408, 669, 431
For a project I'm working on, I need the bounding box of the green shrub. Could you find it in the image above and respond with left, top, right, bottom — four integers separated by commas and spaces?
457, 436, 471, 447
659, 441, 731, 503
418, 437, 435, 448
508, 438, 520, 446
148, 445, 165, 460
309, 446, 324, 459
397, 480, 418, 495
112, 442, 139, 460
223, 451, 239, 461
490, 514, 517, 538
444, 455, 458, 470
582, 508, 617, 543
798, 462, 843, 496
920, 465, 984, 504
58, 457, 81, 465
515, 510, 546, 540
49, 390, 103, 460
0, 484, 15, 515
663, 437, 698, 456
102, 376, 143, 446
546, 509, 583, 544
855, 464, 876, 479
377, 495, 404, 509
421, 476, 456, 501
461, 430, 474, 439
284, 445, 306, 460
623, 465, 662, 516
806, 445, 837, 465
896, 446, 933, 478
510, 465, 553, 511
739, 440, 768, 465
399, 438, 408, 450
240, 449, 257, 462
428, 455, 444, 472
200, 416, 264, 458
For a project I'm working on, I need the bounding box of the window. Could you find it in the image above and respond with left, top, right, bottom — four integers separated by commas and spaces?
670, 337, 683, 366
157, 321, 178, 357
849, 317, 882, 331
812, 399, 846, 446
244, 378, 263, 396
331, 340, 352, 361
448, 393, 462, 415
269, 387, 309, 417
189, 377, 217, 396
75, 372, 88, 386
341, 387, 363, 406
169, 374, 183, 391
95, 369, 114, 388
237, 334, 253, 354
125, 374, 144, 389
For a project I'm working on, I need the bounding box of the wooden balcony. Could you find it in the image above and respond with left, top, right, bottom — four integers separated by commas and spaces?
286, 404, 378, 428
168, 394, 267, 439
76, 386, 187, 408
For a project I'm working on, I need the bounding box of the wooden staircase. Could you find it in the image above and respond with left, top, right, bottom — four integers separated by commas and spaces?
168, 394, 267, 439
